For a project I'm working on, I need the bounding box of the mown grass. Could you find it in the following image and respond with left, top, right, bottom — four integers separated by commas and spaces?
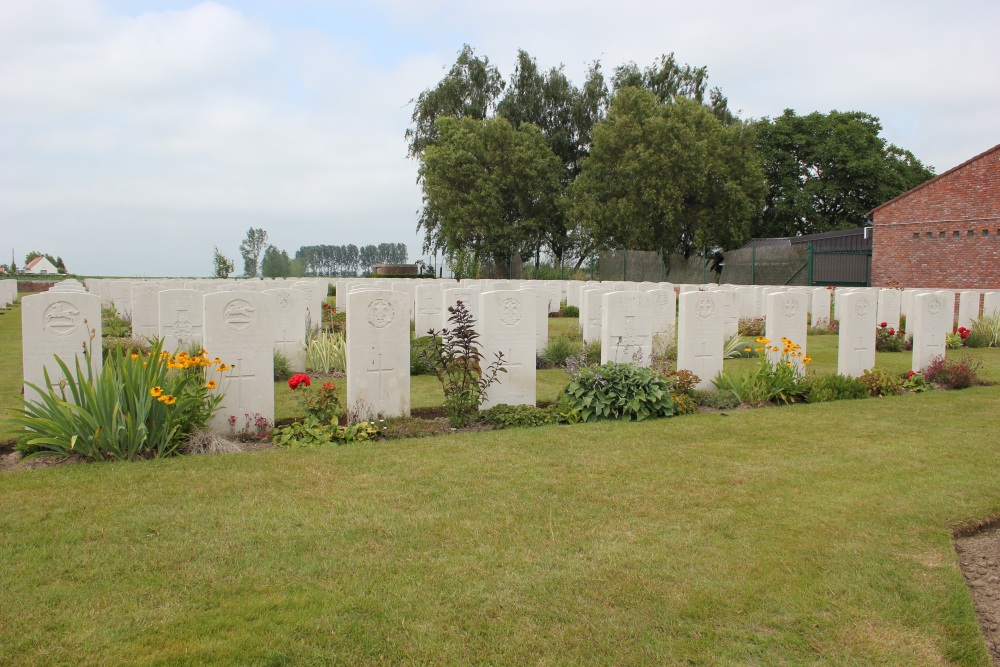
0, 296, 23, 421
3, 305, 1000, 663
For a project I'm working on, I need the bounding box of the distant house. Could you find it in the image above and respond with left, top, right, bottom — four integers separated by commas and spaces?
24, 256, 59, 275
868, 144, 1000, 289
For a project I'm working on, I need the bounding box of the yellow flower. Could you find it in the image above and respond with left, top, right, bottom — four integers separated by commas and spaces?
163, 395, 177, 405
755, 337, 770, 344
803, 356, 813, 365
206, 380, 218, 390
217, 364, 230, 372
199, 349, 208, 356
150, 386, 163, 397
786, 362, 793, 367
212, 357, 222, 365
744, 347, 751, 353
131, 353, 138, 360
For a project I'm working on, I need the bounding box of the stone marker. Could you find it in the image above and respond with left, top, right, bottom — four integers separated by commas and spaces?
346, 290, 410, 418
911, 292, 951, 373
414, 284, 444, 338
442, 287, 481, 331
676, 291, 725, 390
984, 292, 1000, 318
764, 291, 809, 373
876, 289, 901, 332
601, 291, 653, 365
958, 291, 981, 330
480, 290, 537, 409
22, 290, 103, 405
204, 291, 275, 433
837, 290, 877, 378
159, 289, 205, 354
646, 288, 677, 354
263, 288, 308, 373
811, 288, 832, 329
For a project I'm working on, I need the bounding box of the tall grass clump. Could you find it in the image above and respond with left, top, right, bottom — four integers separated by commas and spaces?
305, 330, 346, 373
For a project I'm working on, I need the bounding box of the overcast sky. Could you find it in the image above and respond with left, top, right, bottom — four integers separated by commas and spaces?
2, 0, 998, 277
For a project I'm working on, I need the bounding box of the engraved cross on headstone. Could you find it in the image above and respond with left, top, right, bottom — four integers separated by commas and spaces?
224, 358, 255, 411
419, 294, 441, 317
367, 353, 395, 407
854, 335, 869, 367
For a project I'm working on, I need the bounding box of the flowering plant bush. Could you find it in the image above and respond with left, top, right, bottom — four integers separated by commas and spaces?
923, 355, 982, 389
558, 362, 675, 423
11, 337, 227, 461
289, 375, 342, 423
712, 336, 811, 406
902, 371, 931, 393
875, 322, 906, 352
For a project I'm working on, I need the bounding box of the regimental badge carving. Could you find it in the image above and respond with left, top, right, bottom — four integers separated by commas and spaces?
367, 299, 395, 328
855, 297, 871, 318
224, 299, 256, 332
782, 298, 800, 319
656, 294, 670, 309
928, 296, 941, 316
173, 316, 194, 343
499, 298, 523, 326
696, 296, 715, 319
43, 301, 81, 336
277, 291, 291, 311
142, 287, 156, 301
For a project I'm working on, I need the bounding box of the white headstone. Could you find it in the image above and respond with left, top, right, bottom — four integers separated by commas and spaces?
958, 291, 981, 330
346, 290, 410, 418
911, 292, 951, 373
764, 291, 809, 373
263, 288, 308, 373
646, 288, 677, 353
984, 292, 1000, 318
442, 287, 481, 331
811, 288, 832, 329
601, 291, 653, 366
203, 291, 275, 432
837, 291, 877, 378
22, 291, 102, 405
480, 290, 537, 409
159, 289, 205, 354
876, 289, 901, 332
414, 284, 444, 338
676, 291, 725, 390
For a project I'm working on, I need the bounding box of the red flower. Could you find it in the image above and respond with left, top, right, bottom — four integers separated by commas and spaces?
322, 382, 336, 390
880, 322, 888, 328
908, 371, 915, 377
288, 373, 311, 390
888, 328, 895, 335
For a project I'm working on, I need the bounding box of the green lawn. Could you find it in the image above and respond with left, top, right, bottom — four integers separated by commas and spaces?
3, 303, 1000, 664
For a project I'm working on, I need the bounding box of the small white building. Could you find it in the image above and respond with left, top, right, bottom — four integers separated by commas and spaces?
24, 256, 59, 275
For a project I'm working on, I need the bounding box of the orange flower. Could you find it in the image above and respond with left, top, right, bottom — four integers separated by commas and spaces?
206, 380, 218, 390
150, 386, 163, 397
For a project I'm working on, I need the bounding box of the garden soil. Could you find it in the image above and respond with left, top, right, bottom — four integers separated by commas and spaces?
955, 522, 1000, 664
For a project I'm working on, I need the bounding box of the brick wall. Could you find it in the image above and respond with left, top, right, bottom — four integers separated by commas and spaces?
871, 145, 1000, 289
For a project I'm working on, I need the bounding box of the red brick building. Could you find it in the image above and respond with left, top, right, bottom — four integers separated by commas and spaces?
868, 144, 1000, 289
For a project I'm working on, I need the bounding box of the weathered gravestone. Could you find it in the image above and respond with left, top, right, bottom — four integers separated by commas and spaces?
22, 290, 102, 405
203, 291, 275, 432
601, 291, 653, 366
764, 291, 809, 374
877, 289, 901, 332
414, 284, 443, 338
442, 287, 481, 331
480, 290, 537, 409
984, 292, 1000, 318
811, 288, 832, 329
580, 287, 610, 344
646, 288, 676, 354
263, 288, 307, 373
676, 291, 724, 390
958, 291, 981, 330
837, 290, 877, 378
911, 292, 951, 373
132, 283, 160, 340
346, 290, 410, 418
159, 289, 204, 354
517, 286, 550, 350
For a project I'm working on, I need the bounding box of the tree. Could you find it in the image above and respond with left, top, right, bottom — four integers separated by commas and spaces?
261, 245, 294, 278
239, 227, 269, 278
406, 44, 505, 158
212, 246, 235, 279
570, 89, 765, 258
417, 116, 563, 273
612, 53, 735, 124
751, 110, 934, 237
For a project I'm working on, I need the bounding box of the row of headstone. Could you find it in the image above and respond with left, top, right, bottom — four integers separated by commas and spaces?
0, 279, 17, 308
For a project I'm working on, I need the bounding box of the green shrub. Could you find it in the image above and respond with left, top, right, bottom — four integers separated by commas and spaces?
101, 304, 131, 338
965, 313, 1000, 348
691, 389, 741, 410
422, 301, 506, 428
273, 350, 293, 381
305, 330, 346, 373
713, 336, 811, 406
558, 362, 675, 423
9, 339, 226, 462
859, 367, 904, 397
410, 335, 438, 375
540, 336, 577, 369
806, 374, 868, 403
560, 304, 579, 318
902, 371, 932, 393
272, 416, 334, 448
945, 332, 965, 349
737, 317, 765, 337
875, 323, 906, 352
481, 404, 561, 429
923, 355, 983, 390
102, 335, 151, 361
